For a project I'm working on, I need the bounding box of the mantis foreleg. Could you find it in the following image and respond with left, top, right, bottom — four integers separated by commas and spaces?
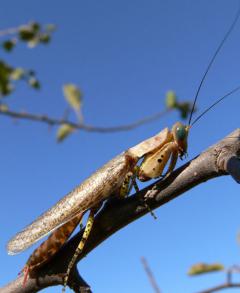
164, 148, 179, 177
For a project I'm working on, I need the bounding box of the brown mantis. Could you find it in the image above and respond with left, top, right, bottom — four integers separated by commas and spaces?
6, 5, 240, 292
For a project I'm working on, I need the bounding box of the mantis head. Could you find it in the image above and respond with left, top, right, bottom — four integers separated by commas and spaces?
172, 122, 190, 159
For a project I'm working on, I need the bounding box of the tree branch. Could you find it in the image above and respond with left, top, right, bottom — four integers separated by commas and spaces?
141, 257, 161, 293
196, 283, 240, 293
195, 265, 240, 293
0, 107, 171, 133
1, 129, 240, 292
0, 27, 19, 37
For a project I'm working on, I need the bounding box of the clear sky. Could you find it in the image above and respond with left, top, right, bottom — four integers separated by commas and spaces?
1, 1, 240, 292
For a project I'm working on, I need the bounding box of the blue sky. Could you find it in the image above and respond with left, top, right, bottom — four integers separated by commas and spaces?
1, 1, 240, 292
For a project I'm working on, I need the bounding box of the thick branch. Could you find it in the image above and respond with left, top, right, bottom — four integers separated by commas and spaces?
0, 108, 171, 133
1, 129, 240, 293
0, 267, 91, 293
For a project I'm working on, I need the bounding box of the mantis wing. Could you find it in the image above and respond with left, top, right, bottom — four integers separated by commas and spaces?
7, 153, 135, 255
7, 128, 170, 255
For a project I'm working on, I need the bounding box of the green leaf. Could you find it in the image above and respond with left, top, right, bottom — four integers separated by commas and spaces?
63, 84, 82, 112
28, 78, 40, 89
0, 60, 12, 75
0, 84, 13, 96
188, 263, 224, 276
39, 34, 50, 44
10, 68, 25, 80
31, 22, 40, 33
0, 61, 13, 96
27, 38, 40, 48
18, 26, 35, 41
57, 124, 74, 142
177, 102, 191, 119
175, 102, 194, 120
2, 40, 16, 52
166, 91, 177, 108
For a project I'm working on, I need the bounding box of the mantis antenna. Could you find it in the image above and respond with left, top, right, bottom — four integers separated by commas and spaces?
188, 3, 240, 126
191, 85, 240, 126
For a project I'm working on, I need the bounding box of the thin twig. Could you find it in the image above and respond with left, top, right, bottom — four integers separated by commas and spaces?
141, 257, 161, 293
0, 108, 171, 133
230, 265, 240, 273
0, 27, 19, 37
226, 268, 232, 284
196, 283, 240, 293
194, 263, 240, 292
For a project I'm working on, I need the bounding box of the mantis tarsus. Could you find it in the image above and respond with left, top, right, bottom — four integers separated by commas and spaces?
6, 5, 240, 292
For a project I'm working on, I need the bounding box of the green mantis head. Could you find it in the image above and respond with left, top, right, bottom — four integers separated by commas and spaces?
172, 122, 190, 159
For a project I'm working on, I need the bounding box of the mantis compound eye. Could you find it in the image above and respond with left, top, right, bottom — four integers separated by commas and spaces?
172, 122, 189, 141
176, 125, 187, 141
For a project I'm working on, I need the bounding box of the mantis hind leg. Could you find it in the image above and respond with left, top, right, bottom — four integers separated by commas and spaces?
63, 209, 95, 292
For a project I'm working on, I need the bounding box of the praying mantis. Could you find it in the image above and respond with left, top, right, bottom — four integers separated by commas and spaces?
6, 5, 240, 292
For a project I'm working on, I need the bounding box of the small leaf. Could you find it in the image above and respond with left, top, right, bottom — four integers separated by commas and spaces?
31, 22, 40, 33
39, 34, 50, 44
45, 24, 56, 32
63, 84, 82, 112
166, 91, 177, 108
10, 68, 25, 80
28, 77, 40, 89
2, 40, 16, 52
177, 102, 192, 119
0, 60, 12, 75
18, 26, 35, 41
188, 263, 224, 276
57, 124, 74, 142
0, 61, 13, 96
0, 83, 13, 96
176, 102, 195, 120
27, 38, 39, 48
0, 104, 8, 111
